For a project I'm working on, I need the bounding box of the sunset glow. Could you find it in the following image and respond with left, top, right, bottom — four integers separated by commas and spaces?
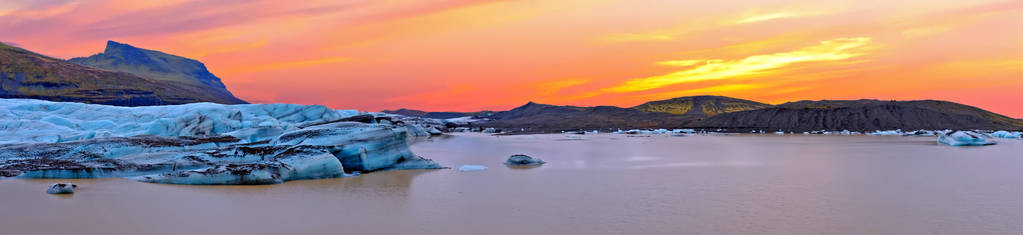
2, 0, 1022, 116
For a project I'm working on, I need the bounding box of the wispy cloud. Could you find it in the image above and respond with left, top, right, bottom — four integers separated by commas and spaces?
736, 11, 824, 24
645, 84, 762, 100
604, 37, 872, 93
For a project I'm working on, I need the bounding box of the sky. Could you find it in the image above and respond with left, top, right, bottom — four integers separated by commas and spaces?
2, 0, 1022, 117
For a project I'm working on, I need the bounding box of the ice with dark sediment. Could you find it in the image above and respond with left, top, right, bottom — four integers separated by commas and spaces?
46, 183, 76, 194
937, 131, 997, 146
0, 99, 444, 185
504, 154, 545, 166
990, 130, 1022, 139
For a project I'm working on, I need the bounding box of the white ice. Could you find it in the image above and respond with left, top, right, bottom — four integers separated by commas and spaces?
458, 165, 488, 172
938, 131, 997, 146
991, 130, 1022, 139
0, 99, 363, 144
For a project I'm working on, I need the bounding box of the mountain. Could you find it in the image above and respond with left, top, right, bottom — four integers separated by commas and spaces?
695, 99, 1023, 131
69, 41, 245, 104
632, 95, 771, 117
478, 102, 694, 132
382, 108, 473, 119
0, 42, 243, 106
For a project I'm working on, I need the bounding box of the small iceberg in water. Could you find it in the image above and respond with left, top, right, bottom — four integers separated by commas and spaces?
504, 154, 545, 167
938, 131, 997, 146
990, 131, 1022, 139
46, 183, 76, 194
458, 165, 488, 172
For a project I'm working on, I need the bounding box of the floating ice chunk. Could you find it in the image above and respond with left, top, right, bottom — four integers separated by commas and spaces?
46, 183, 76, 194
938, 131, 997, 146
904, 130, 937, 136
458, 165, 488, 172
504, 154, 545, 166
991, 131, 1022, 139
444, 116, 479, 125
673, 129, 696, 134
138, 152, 346, 185
870, 130, 903, 136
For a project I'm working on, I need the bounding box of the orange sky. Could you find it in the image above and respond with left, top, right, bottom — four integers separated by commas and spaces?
2, 0, 1022, 117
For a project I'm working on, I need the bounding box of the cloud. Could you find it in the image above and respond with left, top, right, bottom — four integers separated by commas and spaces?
736, 11, 824, 24
644, 84, 762, 100
604, 37, 872, 93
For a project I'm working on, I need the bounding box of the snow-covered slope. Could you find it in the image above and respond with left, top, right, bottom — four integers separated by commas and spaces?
0, 99, 443, 184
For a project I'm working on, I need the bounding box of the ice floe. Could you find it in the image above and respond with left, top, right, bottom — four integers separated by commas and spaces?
458, 165, 488, 172
938, 131, 997, 146
504, 154, 545, 166
46, 183, 76, 194
990, 130, 1022, 139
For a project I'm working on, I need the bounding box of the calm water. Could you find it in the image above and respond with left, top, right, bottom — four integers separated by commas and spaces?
3, 133, 1023, 234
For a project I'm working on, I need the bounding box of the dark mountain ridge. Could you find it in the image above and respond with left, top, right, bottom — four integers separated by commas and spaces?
69, 41, 245, 104
381, 108, 475, 119
696, 99, 1023, 132
632, 95, 770, 117
478, 102, 694, 132
412, 97, 1022, 133
0, 42, 241, 106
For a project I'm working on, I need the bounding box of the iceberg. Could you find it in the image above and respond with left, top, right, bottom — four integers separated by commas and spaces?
46, 183, 76, 194
990, 131, 1022, 139
938, 131, 997, 146
869, 130, 903, 136
903, 130, 938, 136
0, 99, 444, 184
458, 165, 487, 172
504, 154, 545, 166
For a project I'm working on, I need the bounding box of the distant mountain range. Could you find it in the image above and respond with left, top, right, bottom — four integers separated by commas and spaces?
699, 99, 1023, 132
382, 108, 478, 119
474, 102, 693, 131
394, 96, 1023, 133
631, 95, 771, 118
0, 41, 245, 106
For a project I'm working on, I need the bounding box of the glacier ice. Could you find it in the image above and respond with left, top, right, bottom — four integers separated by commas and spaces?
46, 183, 76, 194
504, 154, 545, 166
991, 130, 1022, 139
0, 98, 363, 144
938, 131, 997, 146
0, 99, 445, 184
458, 165, 488, 172
869, 130, 904, 136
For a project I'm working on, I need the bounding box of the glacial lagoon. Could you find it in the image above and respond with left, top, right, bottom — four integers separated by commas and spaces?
3, 133, 1023, 234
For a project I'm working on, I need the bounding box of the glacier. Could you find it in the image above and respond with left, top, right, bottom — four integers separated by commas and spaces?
0, 99, 444, 185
